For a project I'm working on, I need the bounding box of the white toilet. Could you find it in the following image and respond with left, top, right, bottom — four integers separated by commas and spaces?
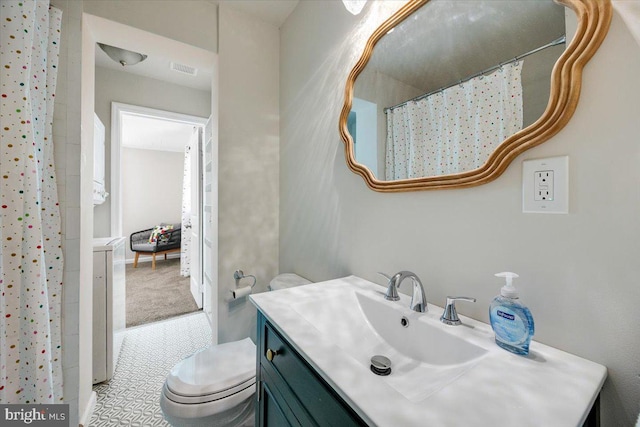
160, 273, 311, 427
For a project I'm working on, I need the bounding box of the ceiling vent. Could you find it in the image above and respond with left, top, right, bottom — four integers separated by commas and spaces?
170, 62, 198, 76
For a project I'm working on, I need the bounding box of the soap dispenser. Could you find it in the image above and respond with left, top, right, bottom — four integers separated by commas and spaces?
489, 272, 535, 355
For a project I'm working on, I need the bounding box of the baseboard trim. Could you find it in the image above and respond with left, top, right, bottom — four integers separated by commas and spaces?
79, 391, 97, 427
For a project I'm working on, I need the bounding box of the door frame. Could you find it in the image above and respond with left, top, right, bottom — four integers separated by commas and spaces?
110, 102, 207, 236
189, 126, 204, 308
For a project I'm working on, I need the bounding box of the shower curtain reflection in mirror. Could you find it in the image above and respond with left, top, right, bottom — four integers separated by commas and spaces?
385, 62, 524, 180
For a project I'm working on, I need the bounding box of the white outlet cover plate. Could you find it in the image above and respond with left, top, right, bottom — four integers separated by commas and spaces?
522, 156, 569, 214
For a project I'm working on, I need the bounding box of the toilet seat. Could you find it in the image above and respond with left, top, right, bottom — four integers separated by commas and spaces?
160, 382, 255, 425
164, 337, 256, 402
161, 338, 257, 425
163, 376, 255, 405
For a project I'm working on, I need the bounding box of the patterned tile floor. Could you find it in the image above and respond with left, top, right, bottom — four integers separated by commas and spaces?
91, 312, 212, 426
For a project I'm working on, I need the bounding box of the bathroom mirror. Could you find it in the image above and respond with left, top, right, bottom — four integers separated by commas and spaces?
339, 0, 611, 191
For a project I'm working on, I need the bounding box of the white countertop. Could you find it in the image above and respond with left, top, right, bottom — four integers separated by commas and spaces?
92, 236, 126, 251
250, 275, 607, 427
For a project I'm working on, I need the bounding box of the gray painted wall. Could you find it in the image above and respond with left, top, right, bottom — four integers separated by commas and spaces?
218, 4, 280, 344
93, 66, 211, 238
280, 1, 640, 425
121, 148, 184, 261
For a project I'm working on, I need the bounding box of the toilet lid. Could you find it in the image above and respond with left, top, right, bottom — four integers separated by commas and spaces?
166, 337, 256, 397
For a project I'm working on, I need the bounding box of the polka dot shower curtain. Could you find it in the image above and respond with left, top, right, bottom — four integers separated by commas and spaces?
385, 61, 523, 180
0, 0, 64, 404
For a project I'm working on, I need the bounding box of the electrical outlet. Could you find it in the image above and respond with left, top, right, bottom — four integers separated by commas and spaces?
534, 170, 554, 201
523, 156, 568, 214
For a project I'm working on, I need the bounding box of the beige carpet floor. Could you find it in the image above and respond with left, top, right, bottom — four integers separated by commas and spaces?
126, 257, 200, 327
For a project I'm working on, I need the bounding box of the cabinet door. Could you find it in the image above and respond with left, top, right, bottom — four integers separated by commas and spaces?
257, 313, 366, 427
92, 251, 107, 383
259, 375, 299, 427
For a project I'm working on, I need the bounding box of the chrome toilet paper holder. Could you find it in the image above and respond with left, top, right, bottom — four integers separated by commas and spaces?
233, 270, 257, 288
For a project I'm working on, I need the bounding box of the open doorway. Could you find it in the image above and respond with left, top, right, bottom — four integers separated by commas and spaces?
86, 11, 216, 330
86, 6, 216, 390
113, 105, 206, 326
82, 8, 218, 426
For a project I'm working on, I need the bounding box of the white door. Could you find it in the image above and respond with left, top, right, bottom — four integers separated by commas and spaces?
202, 116, 215, 328
189, 128, 204, 308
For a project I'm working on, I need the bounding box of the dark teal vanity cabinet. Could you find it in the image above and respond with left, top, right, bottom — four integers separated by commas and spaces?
256, 312, 367, 427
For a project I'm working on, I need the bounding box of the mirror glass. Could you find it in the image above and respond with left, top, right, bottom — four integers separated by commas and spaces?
348, 0, 566, 181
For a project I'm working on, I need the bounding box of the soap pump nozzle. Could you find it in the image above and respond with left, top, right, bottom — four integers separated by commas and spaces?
495, 271, 520, 298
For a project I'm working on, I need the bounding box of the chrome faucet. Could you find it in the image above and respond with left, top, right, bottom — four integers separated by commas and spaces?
380, 271, 427, 313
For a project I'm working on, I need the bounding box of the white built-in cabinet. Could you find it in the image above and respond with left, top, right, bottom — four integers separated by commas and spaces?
92, 237, 126, 384
93, 113, 108, 205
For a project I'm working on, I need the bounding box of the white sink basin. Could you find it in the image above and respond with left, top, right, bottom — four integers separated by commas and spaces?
252, 276, 608, 426
292, 288, 488, 401
355, 291, 487, 365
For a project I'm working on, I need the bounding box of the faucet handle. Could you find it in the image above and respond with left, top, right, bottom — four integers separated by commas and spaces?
377, 272, 400, 301
440, 296, 476, 326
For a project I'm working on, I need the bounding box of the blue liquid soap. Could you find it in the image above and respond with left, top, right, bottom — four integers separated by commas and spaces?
489, 272, 535, 356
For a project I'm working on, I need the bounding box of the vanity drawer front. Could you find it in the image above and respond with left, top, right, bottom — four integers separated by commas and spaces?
260, 318, 365, 426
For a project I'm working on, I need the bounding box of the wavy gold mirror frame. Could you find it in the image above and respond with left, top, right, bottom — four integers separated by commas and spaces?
339, 0, 612, 192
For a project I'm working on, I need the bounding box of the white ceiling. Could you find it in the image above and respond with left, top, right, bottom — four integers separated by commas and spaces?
214, 0, 299, 28
91, 12, 216, 92
121, 114, 195, 153
95, 44, 213, 91
94, 1, 298, 91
